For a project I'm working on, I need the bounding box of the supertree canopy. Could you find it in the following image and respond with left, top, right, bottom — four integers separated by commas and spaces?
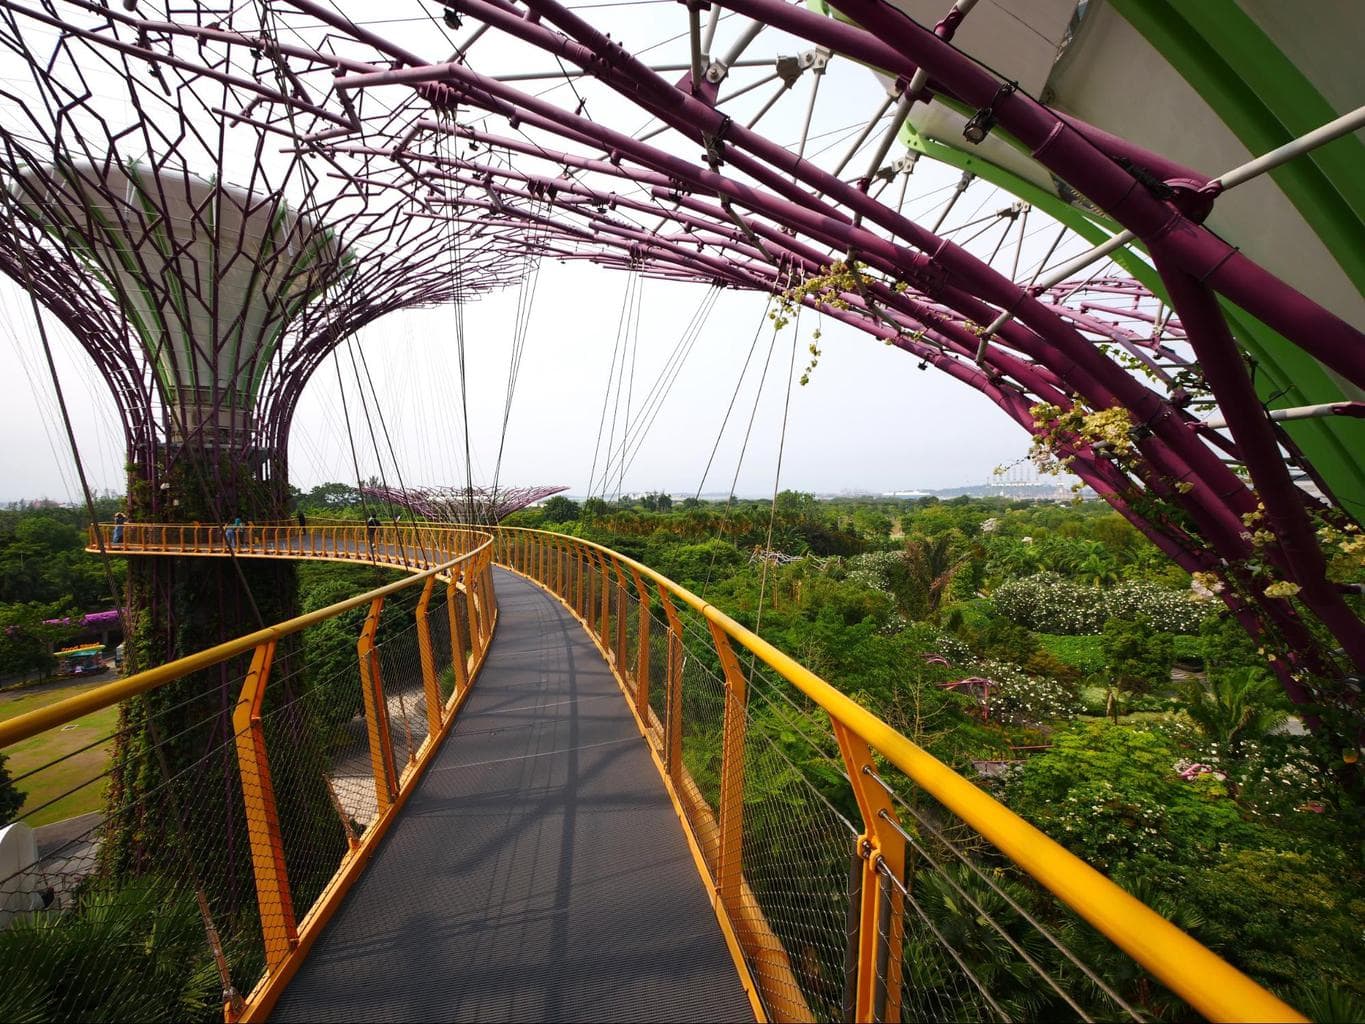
361, 484, 569, 523
13, 161, 344, 458
0, 0, 1360, 725
0, 3, 532, 502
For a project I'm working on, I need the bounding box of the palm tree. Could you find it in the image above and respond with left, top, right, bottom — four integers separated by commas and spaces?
1181, 668, 1288, 756
900, 532, 972, 620
1074, 541, 1119, 587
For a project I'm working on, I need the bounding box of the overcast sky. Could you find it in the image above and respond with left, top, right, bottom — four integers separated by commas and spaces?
0, 3, 1068, 506
0, 260, 1033, 503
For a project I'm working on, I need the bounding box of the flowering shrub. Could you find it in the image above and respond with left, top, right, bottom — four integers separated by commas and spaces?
992, 572, 1208, 635
974, 659, 1078, 724
845, 550, 901, 596
1002, 721, 1254, 872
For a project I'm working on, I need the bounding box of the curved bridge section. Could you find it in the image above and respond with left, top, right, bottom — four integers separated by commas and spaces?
0, 525, 1302, 1023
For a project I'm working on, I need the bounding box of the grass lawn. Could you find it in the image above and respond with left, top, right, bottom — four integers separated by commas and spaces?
1036, 632, 1105, 674
1, 678, 119, 827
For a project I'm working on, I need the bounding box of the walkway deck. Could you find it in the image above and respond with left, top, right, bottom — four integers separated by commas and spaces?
270, 569, 753, 1023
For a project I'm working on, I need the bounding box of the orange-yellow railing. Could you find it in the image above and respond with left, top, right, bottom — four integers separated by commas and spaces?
90, 520, 460, 572
3, 526, 498, 1022
491, 527, 1303, 1024
5, 521, 1301, 1022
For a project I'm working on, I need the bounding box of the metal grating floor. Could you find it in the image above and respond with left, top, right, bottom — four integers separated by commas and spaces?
270, 568, 754, 1023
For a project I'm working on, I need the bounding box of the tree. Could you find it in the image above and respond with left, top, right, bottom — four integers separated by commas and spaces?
0, 752, 23, 826
0, 602, 78, 677
540, 495, 580, 523
1100, 616, 1174, 692
303, 482, 360, 508
1181, 668, 1288, 757
899, 531, 971, 620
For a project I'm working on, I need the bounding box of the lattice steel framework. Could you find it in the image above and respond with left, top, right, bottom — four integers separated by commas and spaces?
0, 1, 534, 499
0, 1, 1360, 713
361, 483, 568, 523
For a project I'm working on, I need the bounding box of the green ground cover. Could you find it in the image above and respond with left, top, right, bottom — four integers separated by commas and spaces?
0, 679, 118, 826
1035, 632, 1104, 673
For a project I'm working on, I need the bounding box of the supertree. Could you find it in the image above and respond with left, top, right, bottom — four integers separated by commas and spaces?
2, 2, 1361, 738
362, 484, 569, 523
0, 0, 534, 921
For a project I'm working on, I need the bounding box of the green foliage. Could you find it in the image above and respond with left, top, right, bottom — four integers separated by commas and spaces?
1173, 849, 1365, 999
299, 481, 361, 510
0, 510, 119, 610
638, 491, 672, 513
0, 752, 23, 826
0, 877, 226, 1023
539, 495, 580, 523
1034, 633, 1105, 674
1180, 668, 1288, 757
1198, 613, 1264, 673
1003, 722, 1256, 874
0, 602, 79, 677
1100, 617, 1175, 693
649, 539, 745, 588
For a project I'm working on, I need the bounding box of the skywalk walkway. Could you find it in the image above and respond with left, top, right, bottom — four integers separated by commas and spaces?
45, 521, 1302, 1023
270, 569, 753, 1022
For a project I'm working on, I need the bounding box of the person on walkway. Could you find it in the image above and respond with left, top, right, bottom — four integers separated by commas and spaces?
366, 514, 379, 553
112, 511, 126, 546
297, 509, 307, 530
225, 515, 242, 549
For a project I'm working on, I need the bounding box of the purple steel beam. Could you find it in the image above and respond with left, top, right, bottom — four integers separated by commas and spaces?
765, 0, 1365, 388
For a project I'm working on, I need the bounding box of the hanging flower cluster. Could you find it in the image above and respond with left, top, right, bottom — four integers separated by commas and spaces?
1027, 401, 1137, 475
1189, 571, 1225, 603
1316, 520, 1365, 584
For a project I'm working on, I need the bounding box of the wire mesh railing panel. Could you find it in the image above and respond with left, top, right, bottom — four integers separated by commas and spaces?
674, 631, 729, 874
646, 605, 670, 736
0, 661, 267, 1023
6, 532, 497, 1023
735, 678, 860, 1023
374, 620, 430, 773
427, 588, 457, 705
261, 652, 365, 925
869, 772, 1155, 1024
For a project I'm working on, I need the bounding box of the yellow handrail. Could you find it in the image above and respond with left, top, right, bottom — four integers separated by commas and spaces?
45, 521, 1302, 1022
0, 529, 492, 749
490, 526, 1302, 1024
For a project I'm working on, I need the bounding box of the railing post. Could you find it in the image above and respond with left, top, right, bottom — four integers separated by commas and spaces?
416, 577, 442, 737
613, 563, 629, 674
232, 640, 298, 973
464, 565, 484, 664
831, 719, 907, 1023
575, 546, 586, 618
357, 596, 397, 813
474, 562, 489, 651
658, 588, 684, 780
596, 551, 611, 649
630, 567, 651, 716
447, 575, 469, 698
706, 619, 748, 911
481, 559, 497, 640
